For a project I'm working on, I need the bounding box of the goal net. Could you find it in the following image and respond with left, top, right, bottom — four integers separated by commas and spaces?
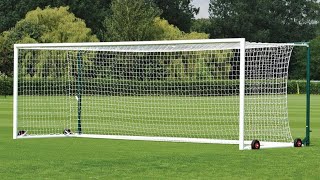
13, 39, 295, 150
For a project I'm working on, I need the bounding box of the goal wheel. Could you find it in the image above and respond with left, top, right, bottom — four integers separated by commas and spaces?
63, 129, 72, 135
294, 138, 303, 147
251, 140, 260, 150
17, 130, 27, 136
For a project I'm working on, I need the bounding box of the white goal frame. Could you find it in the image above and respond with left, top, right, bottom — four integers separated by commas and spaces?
13, 38, 306, 150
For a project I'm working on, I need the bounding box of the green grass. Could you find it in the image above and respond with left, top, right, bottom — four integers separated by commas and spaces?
0, 95, 319, 179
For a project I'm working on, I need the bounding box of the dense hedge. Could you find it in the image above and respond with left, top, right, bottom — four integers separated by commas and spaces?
287, 80, 320, 94
15, 78, 240, 96
1, 77, 320, 96
0, 76, 13, 96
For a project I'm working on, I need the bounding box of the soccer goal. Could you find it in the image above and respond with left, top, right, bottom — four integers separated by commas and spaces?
13, 38, 310, 150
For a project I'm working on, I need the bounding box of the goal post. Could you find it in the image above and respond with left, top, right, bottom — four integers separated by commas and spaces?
239, 39, 245, 150
13, 38, 309, 150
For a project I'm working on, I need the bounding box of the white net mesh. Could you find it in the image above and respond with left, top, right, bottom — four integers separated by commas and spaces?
16, 41, 293, 143
244, 45, 293, 142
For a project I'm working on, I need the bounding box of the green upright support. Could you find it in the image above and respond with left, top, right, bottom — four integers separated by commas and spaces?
303, 44, 311, 146
77, 51, 83, 134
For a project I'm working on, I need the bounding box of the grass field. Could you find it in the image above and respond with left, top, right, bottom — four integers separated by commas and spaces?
0, 95, 319, 179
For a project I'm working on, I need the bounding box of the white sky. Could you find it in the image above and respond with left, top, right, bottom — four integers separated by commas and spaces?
192, 0, 210, 19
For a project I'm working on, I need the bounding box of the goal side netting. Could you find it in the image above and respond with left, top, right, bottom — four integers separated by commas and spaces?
13, 39, 294, 149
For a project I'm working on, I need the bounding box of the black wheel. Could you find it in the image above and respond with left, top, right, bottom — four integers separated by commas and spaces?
17, 130, 27, 136
63, 129, 72, 135
251, 140, 260, 150
294, 138, 303, 147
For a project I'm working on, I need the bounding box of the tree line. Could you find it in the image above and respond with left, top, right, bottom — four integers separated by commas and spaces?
1, 0, 320, 79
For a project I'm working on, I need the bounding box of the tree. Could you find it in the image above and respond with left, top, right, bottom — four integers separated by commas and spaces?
153, 17, 208, 40
0, 0, 26, 33
191, 19, 211, 34
154, 0, 199, 32
104, 0, 160, 41
209, 0, 320, 43
0, 0, 111, 40
104, 6, 210, 80
152, 17, 232, 81
0, 6, 98, 76
308, 38, 320, 80
52, 0, 112, 40
290, 37, 320, 80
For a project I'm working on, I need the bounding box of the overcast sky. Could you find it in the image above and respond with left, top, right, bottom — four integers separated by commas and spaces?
192, 0, 210, 19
